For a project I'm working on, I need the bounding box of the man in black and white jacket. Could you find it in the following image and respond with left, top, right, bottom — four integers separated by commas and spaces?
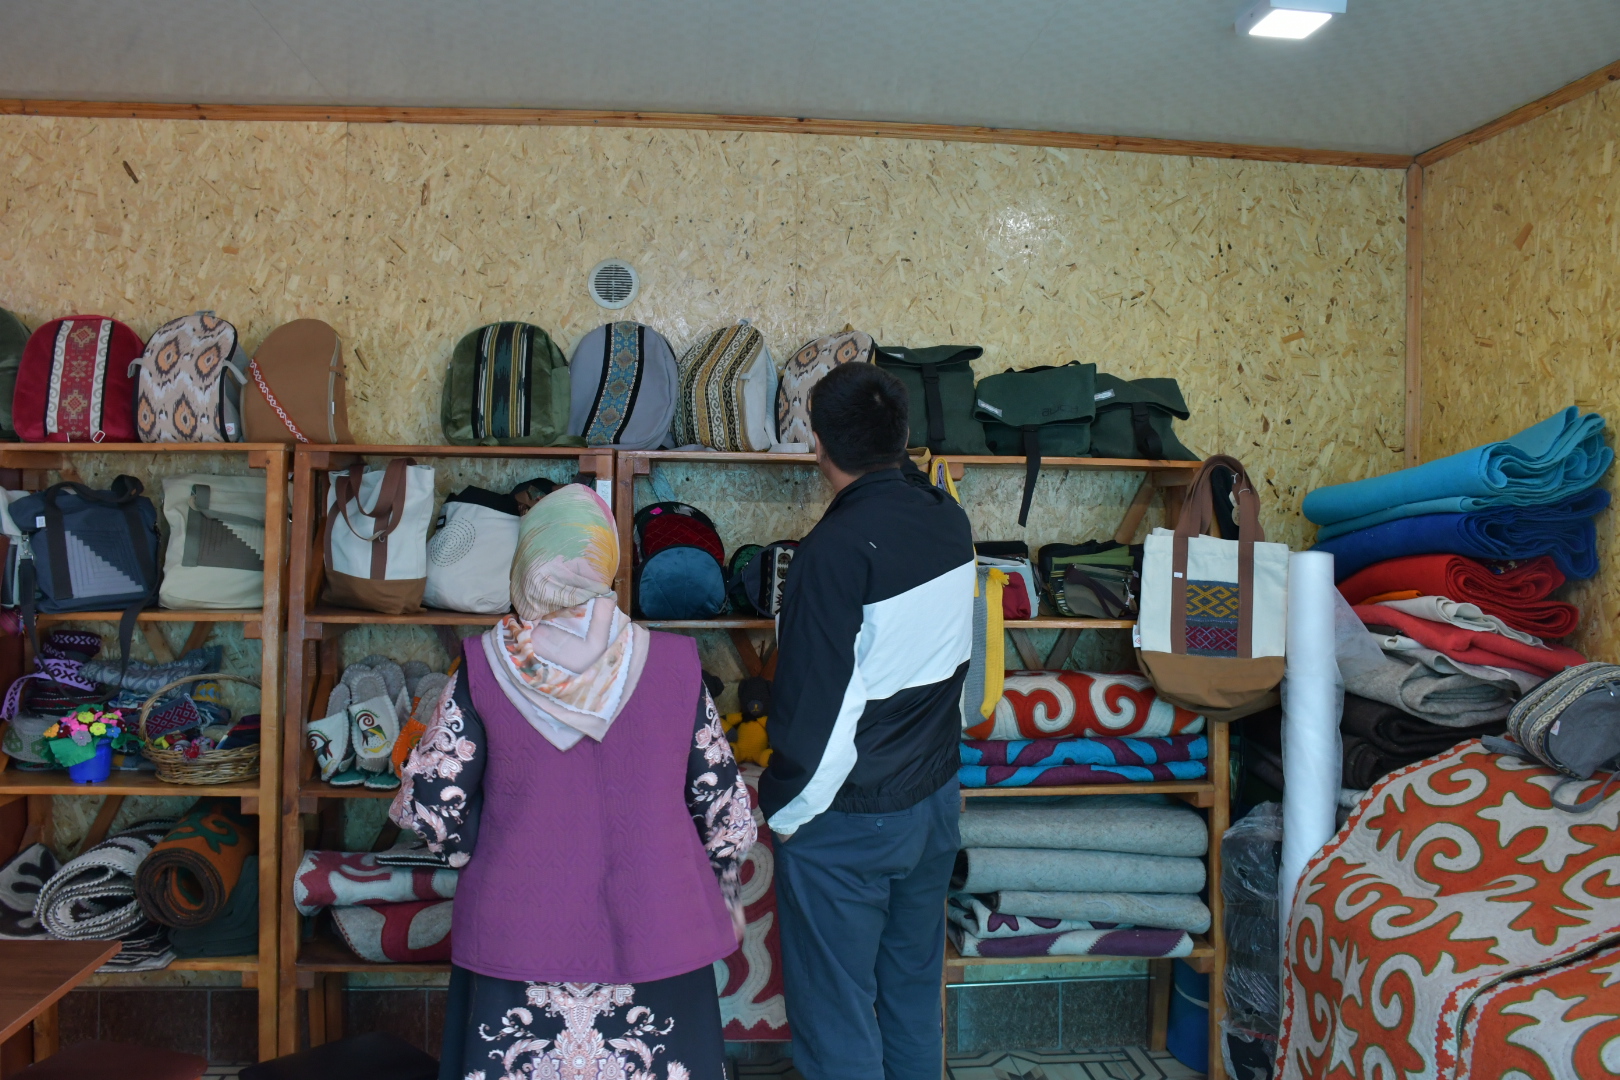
762, 362, 974, 1080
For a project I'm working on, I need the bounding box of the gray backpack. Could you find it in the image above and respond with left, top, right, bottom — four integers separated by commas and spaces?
1486, 662, 1620, 811
567, 321, 678, 449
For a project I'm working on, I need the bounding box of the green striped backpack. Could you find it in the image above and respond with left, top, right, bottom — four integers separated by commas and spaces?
441, 322, 578, 446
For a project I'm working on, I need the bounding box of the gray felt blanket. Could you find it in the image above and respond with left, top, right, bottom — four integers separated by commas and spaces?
953, 848, 1205, 894
985, 890, 1212, 933
958, 802, 1207, 857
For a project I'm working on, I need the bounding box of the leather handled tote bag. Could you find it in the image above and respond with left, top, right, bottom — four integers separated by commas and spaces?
1136, 455, 1288, 721
322, 459, 435, 614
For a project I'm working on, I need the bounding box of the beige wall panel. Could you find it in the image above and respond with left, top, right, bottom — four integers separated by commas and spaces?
2, 115, 1403, 554
1422, 82, 1620, 660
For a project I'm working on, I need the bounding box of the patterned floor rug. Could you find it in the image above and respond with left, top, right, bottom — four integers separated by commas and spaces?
734, 1047, 1202, 1080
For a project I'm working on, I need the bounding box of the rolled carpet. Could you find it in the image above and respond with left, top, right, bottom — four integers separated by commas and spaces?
35, 821, 176, 970
135, 799, 257, 928
953, 847, 1205, 894
949, 923, 1192, 959
1353, 604, 1584, 678
958, 801, 1207, 857
983, 890, 1212, 933
949, 894, 1129, 937
1337, 554, 1577, 639
293, 849, 458, 915
170, 857, 259, 959
1302, 408, 1612, 528
331, 899, 452, 963
959, 734, 1208, 788
0, 842, 59, 939
1313, 487, 1608, 582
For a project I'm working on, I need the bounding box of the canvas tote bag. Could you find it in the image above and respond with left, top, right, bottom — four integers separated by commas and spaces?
159, 474, 267, 610
1136, 455, 1287, 721
322, 460, 435, 614
423, 487, 520, 614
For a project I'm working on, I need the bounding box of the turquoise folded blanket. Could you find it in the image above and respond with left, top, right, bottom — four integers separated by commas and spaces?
1313, 487, 1608, 582
1303, 409, 1612, 529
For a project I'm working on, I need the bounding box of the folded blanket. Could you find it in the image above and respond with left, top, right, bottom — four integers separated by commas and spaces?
0, 842, 59, 939
981, 890, 1212, 933
1374, 595, 1543, 646
1337, 554, 1577, 639
963, 670, 1204, 741
952, 847, 1205, 894
959, 735, 1207, 788
80, 646, 222, 695
1314, 488, 1609, 581
1340, 734, 1427, 790
170, 857, 259, 959
1340, 693, 1503, 758
1354, 604, 1584, 678
293, 849, 458, 915
1342, 648, 1518, 727
958, 801, 1207, 857
135, 799, 257, 928
35, 822, 176, 970
949, 923, 1192, 959
330, 899, 452, 963
948, 894, 1128, 937
1303, 408, 1612, 528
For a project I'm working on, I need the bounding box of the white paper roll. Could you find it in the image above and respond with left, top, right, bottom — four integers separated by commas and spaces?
1279, 549, 1344, 940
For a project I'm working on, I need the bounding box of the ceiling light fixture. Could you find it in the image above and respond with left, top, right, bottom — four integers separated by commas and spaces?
1236, 0, 1345, 39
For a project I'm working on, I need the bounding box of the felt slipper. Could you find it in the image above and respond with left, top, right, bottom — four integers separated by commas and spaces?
370, 659, 406, 703
350, 694, 400, 773
412, 673, 450, 720
305, 711, 353, 782
402, 661, 433, 697
340, 662, 374, 691
328, 767, 367, 787
345, 670, 388, 710
324, 683, 352, 718
362, 771, 401, 791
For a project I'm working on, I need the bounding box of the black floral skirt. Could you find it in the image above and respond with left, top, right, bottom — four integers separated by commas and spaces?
439, 962, 725, 1080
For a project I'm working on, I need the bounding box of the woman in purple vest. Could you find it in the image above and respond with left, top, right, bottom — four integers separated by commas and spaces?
392, 484, 755, 1080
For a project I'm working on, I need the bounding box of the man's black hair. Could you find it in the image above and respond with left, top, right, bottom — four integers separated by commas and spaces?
809, 362, 910, 474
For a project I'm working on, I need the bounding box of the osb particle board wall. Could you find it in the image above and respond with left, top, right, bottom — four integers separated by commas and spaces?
1421, 81, 1620, 661
0, 116, 1406, 554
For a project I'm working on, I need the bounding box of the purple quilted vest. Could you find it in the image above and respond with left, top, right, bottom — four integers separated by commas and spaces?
453, 631, 736, 983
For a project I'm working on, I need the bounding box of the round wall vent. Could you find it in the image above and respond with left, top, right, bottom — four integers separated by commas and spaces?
588, 259, 639, 309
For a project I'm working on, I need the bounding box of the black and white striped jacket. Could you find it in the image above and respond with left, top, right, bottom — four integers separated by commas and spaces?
760, 466, 974, 833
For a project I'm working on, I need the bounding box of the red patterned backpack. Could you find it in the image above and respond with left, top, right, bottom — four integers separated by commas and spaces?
14, 315, 144, 442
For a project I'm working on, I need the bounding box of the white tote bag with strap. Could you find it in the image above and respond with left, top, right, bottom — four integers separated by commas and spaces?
322, 459, 435, 614
159, 474, 268, 610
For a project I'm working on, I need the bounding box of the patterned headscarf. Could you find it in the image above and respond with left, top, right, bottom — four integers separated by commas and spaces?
482, 485, 649, 750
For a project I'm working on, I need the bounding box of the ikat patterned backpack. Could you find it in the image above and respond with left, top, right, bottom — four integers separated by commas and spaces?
134, 311, 251, 442
14, 314, 144, 443
673, 321, 778, 452
774, 329, 873, 451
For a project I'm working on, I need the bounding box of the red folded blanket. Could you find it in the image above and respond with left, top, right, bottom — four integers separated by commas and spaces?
1338, 554, 1577, 638
1352, 604, 1585, 678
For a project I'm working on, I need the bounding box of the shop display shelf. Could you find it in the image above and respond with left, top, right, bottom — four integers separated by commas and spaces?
0, 771, 261, 798
301, 606, 503, 630
35, 609, 265, 624
295, 930, 449, 974
945, 933, 1214, 972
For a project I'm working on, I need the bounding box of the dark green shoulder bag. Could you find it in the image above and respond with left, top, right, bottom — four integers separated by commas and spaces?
441, 321, 579, 447
875, 344, 988, 455
973, 362, 1097, 526
0, 307, 28, 442
1090, 374, 1198, 460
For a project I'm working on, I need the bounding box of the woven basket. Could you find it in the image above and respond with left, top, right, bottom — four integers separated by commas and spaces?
139, 673, 261, 785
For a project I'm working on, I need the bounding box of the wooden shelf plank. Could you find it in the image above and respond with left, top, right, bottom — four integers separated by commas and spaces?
169, 955, 259, 972
36, 609, 263, 624
304, 606, 502, 628
294, 444, 604, 459
0, 442, 284, 455
298, 780, 399, 800
945, 934, 1213, 968
0, 771, 261, 796
296, 932, 448, 974
627, 450, 1202, 471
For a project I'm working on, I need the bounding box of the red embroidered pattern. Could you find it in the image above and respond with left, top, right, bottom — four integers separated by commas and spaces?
48, 319, 110, 439
249, 360, 308, 443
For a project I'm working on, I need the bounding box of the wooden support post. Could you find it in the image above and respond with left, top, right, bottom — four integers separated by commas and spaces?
21, 796, 52, 851
1405, 162, 1424, 468
1006, 629, 1043, 671
1044, 628, 1082, 670
1148, 958, 1172, 1051
140, 623, 176, 664
727, 629, 764, 679
1207, 719, 1231, 1080
307, 977, 326, 1047
324, 974, 344, 1044
30, 1003, 57, 1063
1113, 476, 1158, 545
180, 621, 213, 656
1161, 483, 1188, 531
614, 456, 646, 614
81, 795, 125, 852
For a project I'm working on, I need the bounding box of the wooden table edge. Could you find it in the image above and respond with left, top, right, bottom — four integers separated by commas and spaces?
0, 939, 121, 1043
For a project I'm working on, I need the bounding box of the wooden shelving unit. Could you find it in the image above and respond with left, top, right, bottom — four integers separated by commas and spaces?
0, 441, 288, 1063
276, 444, 613, 1054
612, 449, 1227, 1076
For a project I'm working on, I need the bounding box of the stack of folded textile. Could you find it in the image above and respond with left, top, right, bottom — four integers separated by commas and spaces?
948, 797, 1210, 959
958, 671, 1207, 788
1306, 408, 1613, 582
293, 842, 456, 963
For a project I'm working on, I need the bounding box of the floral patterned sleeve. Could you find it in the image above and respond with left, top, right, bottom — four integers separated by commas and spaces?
689, 687, 758, 915
390, 670, 484, 868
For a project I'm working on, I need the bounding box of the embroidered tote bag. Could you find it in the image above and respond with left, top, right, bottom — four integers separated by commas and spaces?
1136, 456, 1287, 721
322, 460, 435, 614
159, 474, 267, 610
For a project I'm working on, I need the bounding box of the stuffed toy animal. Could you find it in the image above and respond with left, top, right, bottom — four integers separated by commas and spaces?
723, 712, 772, 767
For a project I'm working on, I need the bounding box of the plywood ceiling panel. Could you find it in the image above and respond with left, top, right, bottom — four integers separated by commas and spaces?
0, 0, 1616, 155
